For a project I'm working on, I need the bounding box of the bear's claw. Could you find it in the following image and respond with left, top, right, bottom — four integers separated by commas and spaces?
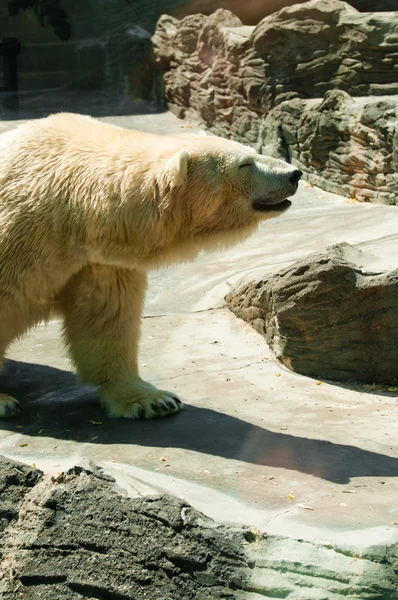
100, 378, 183, 420
0, 394, 22, 418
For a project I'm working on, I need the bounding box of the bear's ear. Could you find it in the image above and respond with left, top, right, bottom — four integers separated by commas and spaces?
157, 149, 190, 196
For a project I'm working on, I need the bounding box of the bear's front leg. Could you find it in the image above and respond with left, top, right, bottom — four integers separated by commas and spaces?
59, 265, 182, 419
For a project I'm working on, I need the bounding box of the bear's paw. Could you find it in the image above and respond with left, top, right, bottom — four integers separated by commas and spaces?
0, 394, 22, 418
99, 377, 182, 420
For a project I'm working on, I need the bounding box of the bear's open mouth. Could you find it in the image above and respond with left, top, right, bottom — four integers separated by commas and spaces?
252, 198, 292, 213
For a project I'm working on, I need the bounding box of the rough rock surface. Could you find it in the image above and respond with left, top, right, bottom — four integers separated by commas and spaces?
174, 0, 398, 24
0, 459, 247, 600
0, 458, 42, 543
226, 242, 398, 385
153, 0, 398, 125
0, 457, 397, 600
153, 0, 398, 203
261, 90, 398, 204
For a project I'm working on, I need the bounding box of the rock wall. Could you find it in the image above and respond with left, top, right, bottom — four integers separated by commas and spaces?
262, 91, 398, 204
174, 0, 398, 24
153, 0, 398, 204
226, 242, 398, 385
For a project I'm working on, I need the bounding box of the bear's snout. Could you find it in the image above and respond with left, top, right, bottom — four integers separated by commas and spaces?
251, 165, 301, 213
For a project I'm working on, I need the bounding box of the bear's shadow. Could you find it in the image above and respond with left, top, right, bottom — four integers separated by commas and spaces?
0, 359, 397, 485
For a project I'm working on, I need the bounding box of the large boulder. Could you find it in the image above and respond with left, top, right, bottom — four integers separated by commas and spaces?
226, 242, 398, 385
0, 460, 248, 599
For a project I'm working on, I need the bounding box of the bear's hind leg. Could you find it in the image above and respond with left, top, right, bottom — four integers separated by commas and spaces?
0, 337, 21, 417
0, 293, 31, 418
0, 344, 21, 417
59, 265, 182, 419
0, 342, 20, 419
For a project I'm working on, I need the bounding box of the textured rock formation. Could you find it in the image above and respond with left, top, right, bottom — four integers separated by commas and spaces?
153, 0, 398, 203
226, 242, 398, 385
0, 459, 247, 599
262, 91, 398, 204
174, 0, 398, 24
0, 457, 397, 599
0, 457, 42, 543
154, 0, 398, 124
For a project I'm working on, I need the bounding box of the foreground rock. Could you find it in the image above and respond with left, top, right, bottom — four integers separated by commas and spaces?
153, 0, 398, 203
0, 457, 397, 599
226, 242, 398, 385
0, 458, 42, 543
0, 459, 247, 600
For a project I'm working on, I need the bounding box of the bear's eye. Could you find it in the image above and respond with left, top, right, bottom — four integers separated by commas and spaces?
238, 162, 252, 169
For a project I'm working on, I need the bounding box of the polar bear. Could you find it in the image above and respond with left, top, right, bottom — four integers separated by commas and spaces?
0, 113, 301, 419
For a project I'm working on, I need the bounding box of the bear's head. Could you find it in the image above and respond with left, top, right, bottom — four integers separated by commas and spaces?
145, 133, 301, 263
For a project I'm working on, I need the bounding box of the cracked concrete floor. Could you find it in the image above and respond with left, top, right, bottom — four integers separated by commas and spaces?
0, 106, 397, 552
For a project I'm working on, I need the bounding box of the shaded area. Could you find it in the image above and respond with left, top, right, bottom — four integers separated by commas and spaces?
8, 0, 71, 41
1, 360, 397, 484
1, 0, 174, 115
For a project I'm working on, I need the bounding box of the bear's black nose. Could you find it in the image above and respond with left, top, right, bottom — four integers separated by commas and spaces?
290, 169, 303, 185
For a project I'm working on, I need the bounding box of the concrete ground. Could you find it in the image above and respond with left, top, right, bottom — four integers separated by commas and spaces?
0, 105, 397, 553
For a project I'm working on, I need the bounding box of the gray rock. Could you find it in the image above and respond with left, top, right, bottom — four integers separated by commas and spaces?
226, 242, 398, 385
0, 462, 246, 600
153, 0, 398, 203
0, 457, 42, 542
0, 457, 397, 599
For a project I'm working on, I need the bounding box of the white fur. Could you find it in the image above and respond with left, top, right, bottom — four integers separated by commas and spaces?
0, 113, 298, 419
